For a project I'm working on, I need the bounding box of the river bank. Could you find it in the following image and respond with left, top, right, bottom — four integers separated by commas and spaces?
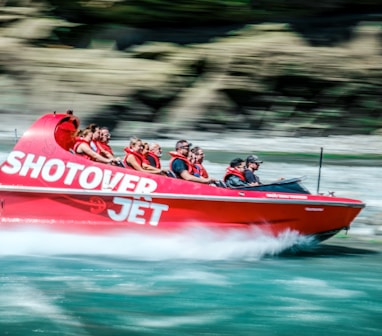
1, 116, 381, 157
125, 133, 382, 156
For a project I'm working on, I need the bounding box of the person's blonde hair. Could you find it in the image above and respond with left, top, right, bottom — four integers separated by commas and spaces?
129, 136, 142, 148
76, 128, 92, 137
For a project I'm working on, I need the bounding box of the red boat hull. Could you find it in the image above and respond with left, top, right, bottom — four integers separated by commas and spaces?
0, 112, 365, 241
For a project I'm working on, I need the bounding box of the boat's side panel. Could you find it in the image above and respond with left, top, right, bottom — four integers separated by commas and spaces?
0, 190, 363, 236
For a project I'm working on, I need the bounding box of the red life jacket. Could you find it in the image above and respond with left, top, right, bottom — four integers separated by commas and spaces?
123, 147, 145, 169
223, 167, 245, 182
98, 141, 114, 157
194, 163, 209, 178
168, 152, 194, 175
73, 137, 93, 161
147, 152, 161, 169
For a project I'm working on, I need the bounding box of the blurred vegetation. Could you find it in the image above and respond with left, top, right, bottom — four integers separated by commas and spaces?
0, 0, 381, 137
45, 0, 381, 27
46, 0, 252, 27
39, 1, 382, 48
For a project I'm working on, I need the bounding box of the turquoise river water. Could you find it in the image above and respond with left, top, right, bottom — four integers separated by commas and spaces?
1, 144, 382, 336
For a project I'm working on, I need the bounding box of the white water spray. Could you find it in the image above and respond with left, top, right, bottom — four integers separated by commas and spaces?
0, 227, 314, 260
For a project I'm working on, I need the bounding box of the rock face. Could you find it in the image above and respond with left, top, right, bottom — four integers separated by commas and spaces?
0, 5, 381, 138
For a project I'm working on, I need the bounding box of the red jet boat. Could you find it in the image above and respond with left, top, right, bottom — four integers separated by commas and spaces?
0, 111, 365, 242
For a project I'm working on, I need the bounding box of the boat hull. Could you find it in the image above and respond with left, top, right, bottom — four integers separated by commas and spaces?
0, 186, 363, 241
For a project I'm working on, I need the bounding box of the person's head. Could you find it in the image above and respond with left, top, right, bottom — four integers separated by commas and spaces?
93, 128, 101, 141
142, 142, 150, 156
130, 137, 143, 152
230, 158, 245, 171
81, 128, 93, 141
246, 155, 263, 171
188, 151, 196, 164
191, 146, 205, 163
175, 140, 192, 157
100, 127, 111, 143
87, 123, 101, 141
150, 143, 162, 158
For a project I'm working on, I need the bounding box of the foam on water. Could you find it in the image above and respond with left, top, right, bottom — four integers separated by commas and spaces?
0, 226, 314, 260
275, 277, 364, 298
0, 283, 87, 336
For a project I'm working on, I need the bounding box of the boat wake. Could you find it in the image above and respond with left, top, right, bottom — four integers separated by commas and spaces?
0, 226, 316, 261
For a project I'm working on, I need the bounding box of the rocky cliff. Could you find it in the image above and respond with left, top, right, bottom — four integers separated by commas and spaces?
0, 4, 381, 138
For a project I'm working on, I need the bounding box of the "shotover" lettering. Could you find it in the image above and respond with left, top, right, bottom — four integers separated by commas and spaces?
1, 151, 158, 194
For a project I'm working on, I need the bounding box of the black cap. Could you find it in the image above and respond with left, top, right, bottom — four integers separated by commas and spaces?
176, 142, 192, 150
246, 155, 263, 164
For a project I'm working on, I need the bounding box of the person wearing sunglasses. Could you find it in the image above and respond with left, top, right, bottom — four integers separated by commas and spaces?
86, 123, 121, 164
99, 127, 115, 158
244, 155, 263, 186
169, 140, 217, 184
244, 154, 284, 184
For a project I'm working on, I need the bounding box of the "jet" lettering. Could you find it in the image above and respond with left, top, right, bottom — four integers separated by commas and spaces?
107, 197, 169, 226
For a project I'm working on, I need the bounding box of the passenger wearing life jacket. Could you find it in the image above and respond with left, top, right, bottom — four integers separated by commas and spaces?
85, 123, 101, 153
141, 142, 152, 165
73, 128, 115, 164
191, 146, 209, 178
86, 124, 113, 160
188, 151, 200, 177
124, 137, 164, 175
85, 123, 121, 164
169, 140, 217, 184
99, 127, 115, 158
223, 158, 250, 188
147, 143, 163, 169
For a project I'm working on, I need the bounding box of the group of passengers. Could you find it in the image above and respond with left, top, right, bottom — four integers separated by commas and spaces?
169, 140, 216, 184
72, 125, 266, 188
223, 156, 263, 188
73, 124, 119, 165
124, 137, 169, 175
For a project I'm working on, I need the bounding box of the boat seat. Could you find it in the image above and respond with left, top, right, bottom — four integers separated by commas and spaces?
54, 114, 79, 151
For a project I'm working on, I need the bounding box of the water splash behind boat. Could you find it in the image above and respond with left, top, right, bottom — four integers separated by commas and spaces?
0, 226, 314, 261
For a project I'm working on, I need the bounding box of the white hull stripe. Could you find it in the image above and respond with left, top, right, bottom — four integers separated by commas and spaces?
0, 185, 365, 208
